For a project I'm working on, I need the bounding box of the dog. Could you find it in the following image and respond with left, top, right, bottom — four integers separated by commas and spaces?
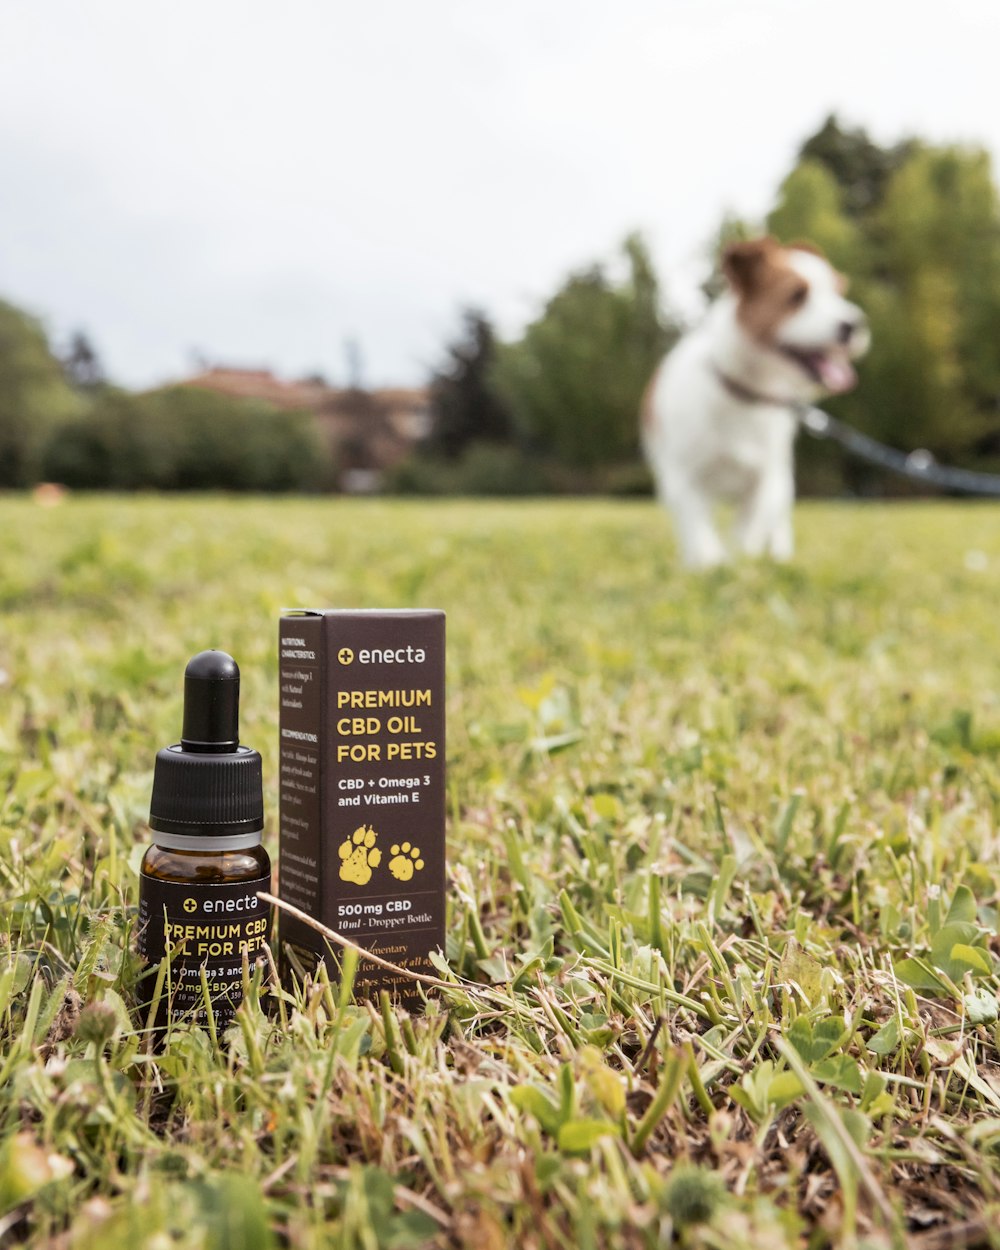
642, 237, 869, 567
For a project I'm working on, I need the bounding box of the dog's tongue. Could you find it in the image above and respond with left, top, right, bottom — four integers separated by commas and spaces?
815, 353, 857, 394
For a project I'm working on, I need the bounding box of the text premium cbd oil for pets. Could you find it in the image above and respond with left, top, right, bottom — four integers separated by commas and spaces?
138, 651, 271, 1031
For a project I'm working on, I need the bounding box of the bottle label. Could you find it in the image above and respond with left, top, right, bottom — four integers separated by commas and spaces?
137, 873, 271, 1031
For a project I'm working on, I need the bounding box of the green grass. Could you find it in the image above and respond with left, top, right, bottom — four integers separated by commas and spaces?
3, 494, 1000, 1249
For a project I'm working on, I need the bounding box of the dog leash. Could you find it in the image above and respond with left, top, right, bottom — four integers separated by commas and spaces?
798, 405, 1000, 497
711, 363, 1000, 495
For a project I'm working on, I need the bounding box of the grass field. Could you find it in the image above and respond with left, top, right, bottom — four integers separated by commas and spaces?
3, 495, 1000, 1250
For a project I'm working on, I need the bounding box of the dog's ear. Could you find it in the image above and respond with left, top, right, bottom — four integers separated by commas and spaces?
788, 238, 847, 290
721, 237, 778, 296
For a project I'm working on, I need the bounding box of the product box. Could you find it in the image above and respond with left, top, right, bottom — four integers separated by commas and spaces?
277, 610, 445, 1002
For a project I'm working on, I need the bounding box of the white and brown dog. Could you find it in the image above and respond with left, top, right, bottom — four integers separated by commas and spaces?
642, 237, 868, 567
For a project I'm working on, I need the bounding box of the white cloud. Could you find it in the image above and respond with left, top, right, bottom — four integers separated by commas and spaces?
1, 0, 998, 386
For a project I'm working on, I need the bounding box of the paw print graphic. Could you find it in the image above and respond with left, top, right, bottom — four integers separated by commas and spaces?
388, 841, 424, 882
338, 825, 382, 885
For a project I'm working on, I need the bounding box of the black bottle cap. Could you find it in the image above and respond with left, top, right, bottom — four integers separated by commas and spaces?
182, 649, 240, 752
149, 651, 264, 838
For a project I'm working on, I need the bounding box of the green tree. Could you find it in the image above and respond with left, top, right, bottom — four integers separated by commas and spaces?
767, 160, 862, 273
883, 147, 1000, 404
0, 300, 82, 486
43, 386, 335, 492
799, 114, 913, 219
492, 233, 677, 472
144, 387, 335, 491
754, 123, 1000, 486
42, 389, 174, 489
60, 330, 105, 391
427, 310, 515, 458
861, 145, 1000, 458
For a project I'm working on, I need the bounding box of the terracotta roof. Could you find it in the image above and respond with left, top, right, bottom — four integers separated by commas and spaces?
371, 387, 430, 408
174, 368, 428, 415
178, 367, 328, 411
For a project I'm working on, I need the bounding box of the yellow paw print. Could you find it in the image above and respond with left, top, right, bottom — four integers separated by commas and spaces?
338, 825, 382, 886
388, 841, 424, 882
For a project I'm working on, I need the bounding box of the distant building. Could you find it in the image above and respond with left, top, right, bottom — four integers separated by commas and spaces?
176, 367, 431, 491
175, 366, 328, 412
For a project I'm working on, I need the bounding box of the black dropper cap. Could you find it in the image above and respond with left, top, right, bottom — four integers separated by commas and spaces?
182, 649, 240, 752
149, 651, 264, 839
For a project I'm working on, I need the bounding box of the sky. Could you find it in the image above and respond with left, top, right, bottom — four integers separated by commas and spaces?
2, 0, 999, 389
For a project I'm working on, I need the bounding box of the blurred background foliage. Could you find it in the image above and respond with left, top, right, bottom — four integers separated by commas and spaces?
4, 116, 1000, 497
42, 388, 332, 493
0, 301, 83, 488
762, 118, 1000, 494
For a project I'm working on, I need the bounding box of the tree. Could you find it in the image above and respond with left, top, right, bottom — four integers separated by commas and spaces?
767, 160, 862, 273
61, 331, 105, 390
143, 387, 335, 491
864, 145, 1000, 457
42, 389, 172, 489
0, 300, 82, 486
42, 386, 336, 492
751, 124, 1000, 486
427, 310, 514, 459
492, 233, 678, 471
799, 114, 913, 220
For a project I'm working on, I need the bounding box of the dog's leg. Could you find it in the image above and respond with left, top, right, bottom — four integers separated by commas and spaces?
735, 471, 794, 561
667, 480, 727, 568
766, 500, 794, 561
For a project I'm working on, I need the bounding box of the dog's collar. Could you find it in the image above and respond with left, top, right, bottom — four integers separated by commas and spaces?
711, 364, 798, 410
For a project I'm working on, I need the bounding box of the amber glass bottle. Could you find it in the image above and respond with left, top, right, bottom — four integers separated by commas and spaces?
137, 651, 271, 1034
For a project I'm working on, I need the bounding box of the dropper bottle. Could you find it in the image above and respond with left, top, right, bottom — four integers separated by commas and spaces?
137, 650, 271, 1034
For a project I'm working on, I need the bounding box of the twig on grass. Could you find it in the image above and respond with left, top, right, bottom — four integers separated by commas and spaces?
258, 892, 500, 1001
632, 1014, 664, 1073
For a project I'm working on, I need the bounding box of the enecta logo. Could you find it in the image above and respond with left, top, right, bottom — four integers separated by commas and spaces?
338, 643, 427, 665
183, 897, 197, 913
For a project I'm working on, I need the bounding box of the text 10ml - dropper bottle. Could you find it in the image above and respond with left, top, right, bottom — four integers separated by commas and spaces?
137, 650, 271, 1034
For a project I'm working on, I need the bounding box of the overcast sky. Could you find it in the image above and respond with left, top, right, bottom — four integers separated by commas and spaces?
2, 0, 999, 389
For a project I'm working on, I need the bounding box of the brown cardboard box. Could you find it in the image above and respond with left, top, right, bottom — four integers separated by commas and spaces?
278, 610, 445, 1001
